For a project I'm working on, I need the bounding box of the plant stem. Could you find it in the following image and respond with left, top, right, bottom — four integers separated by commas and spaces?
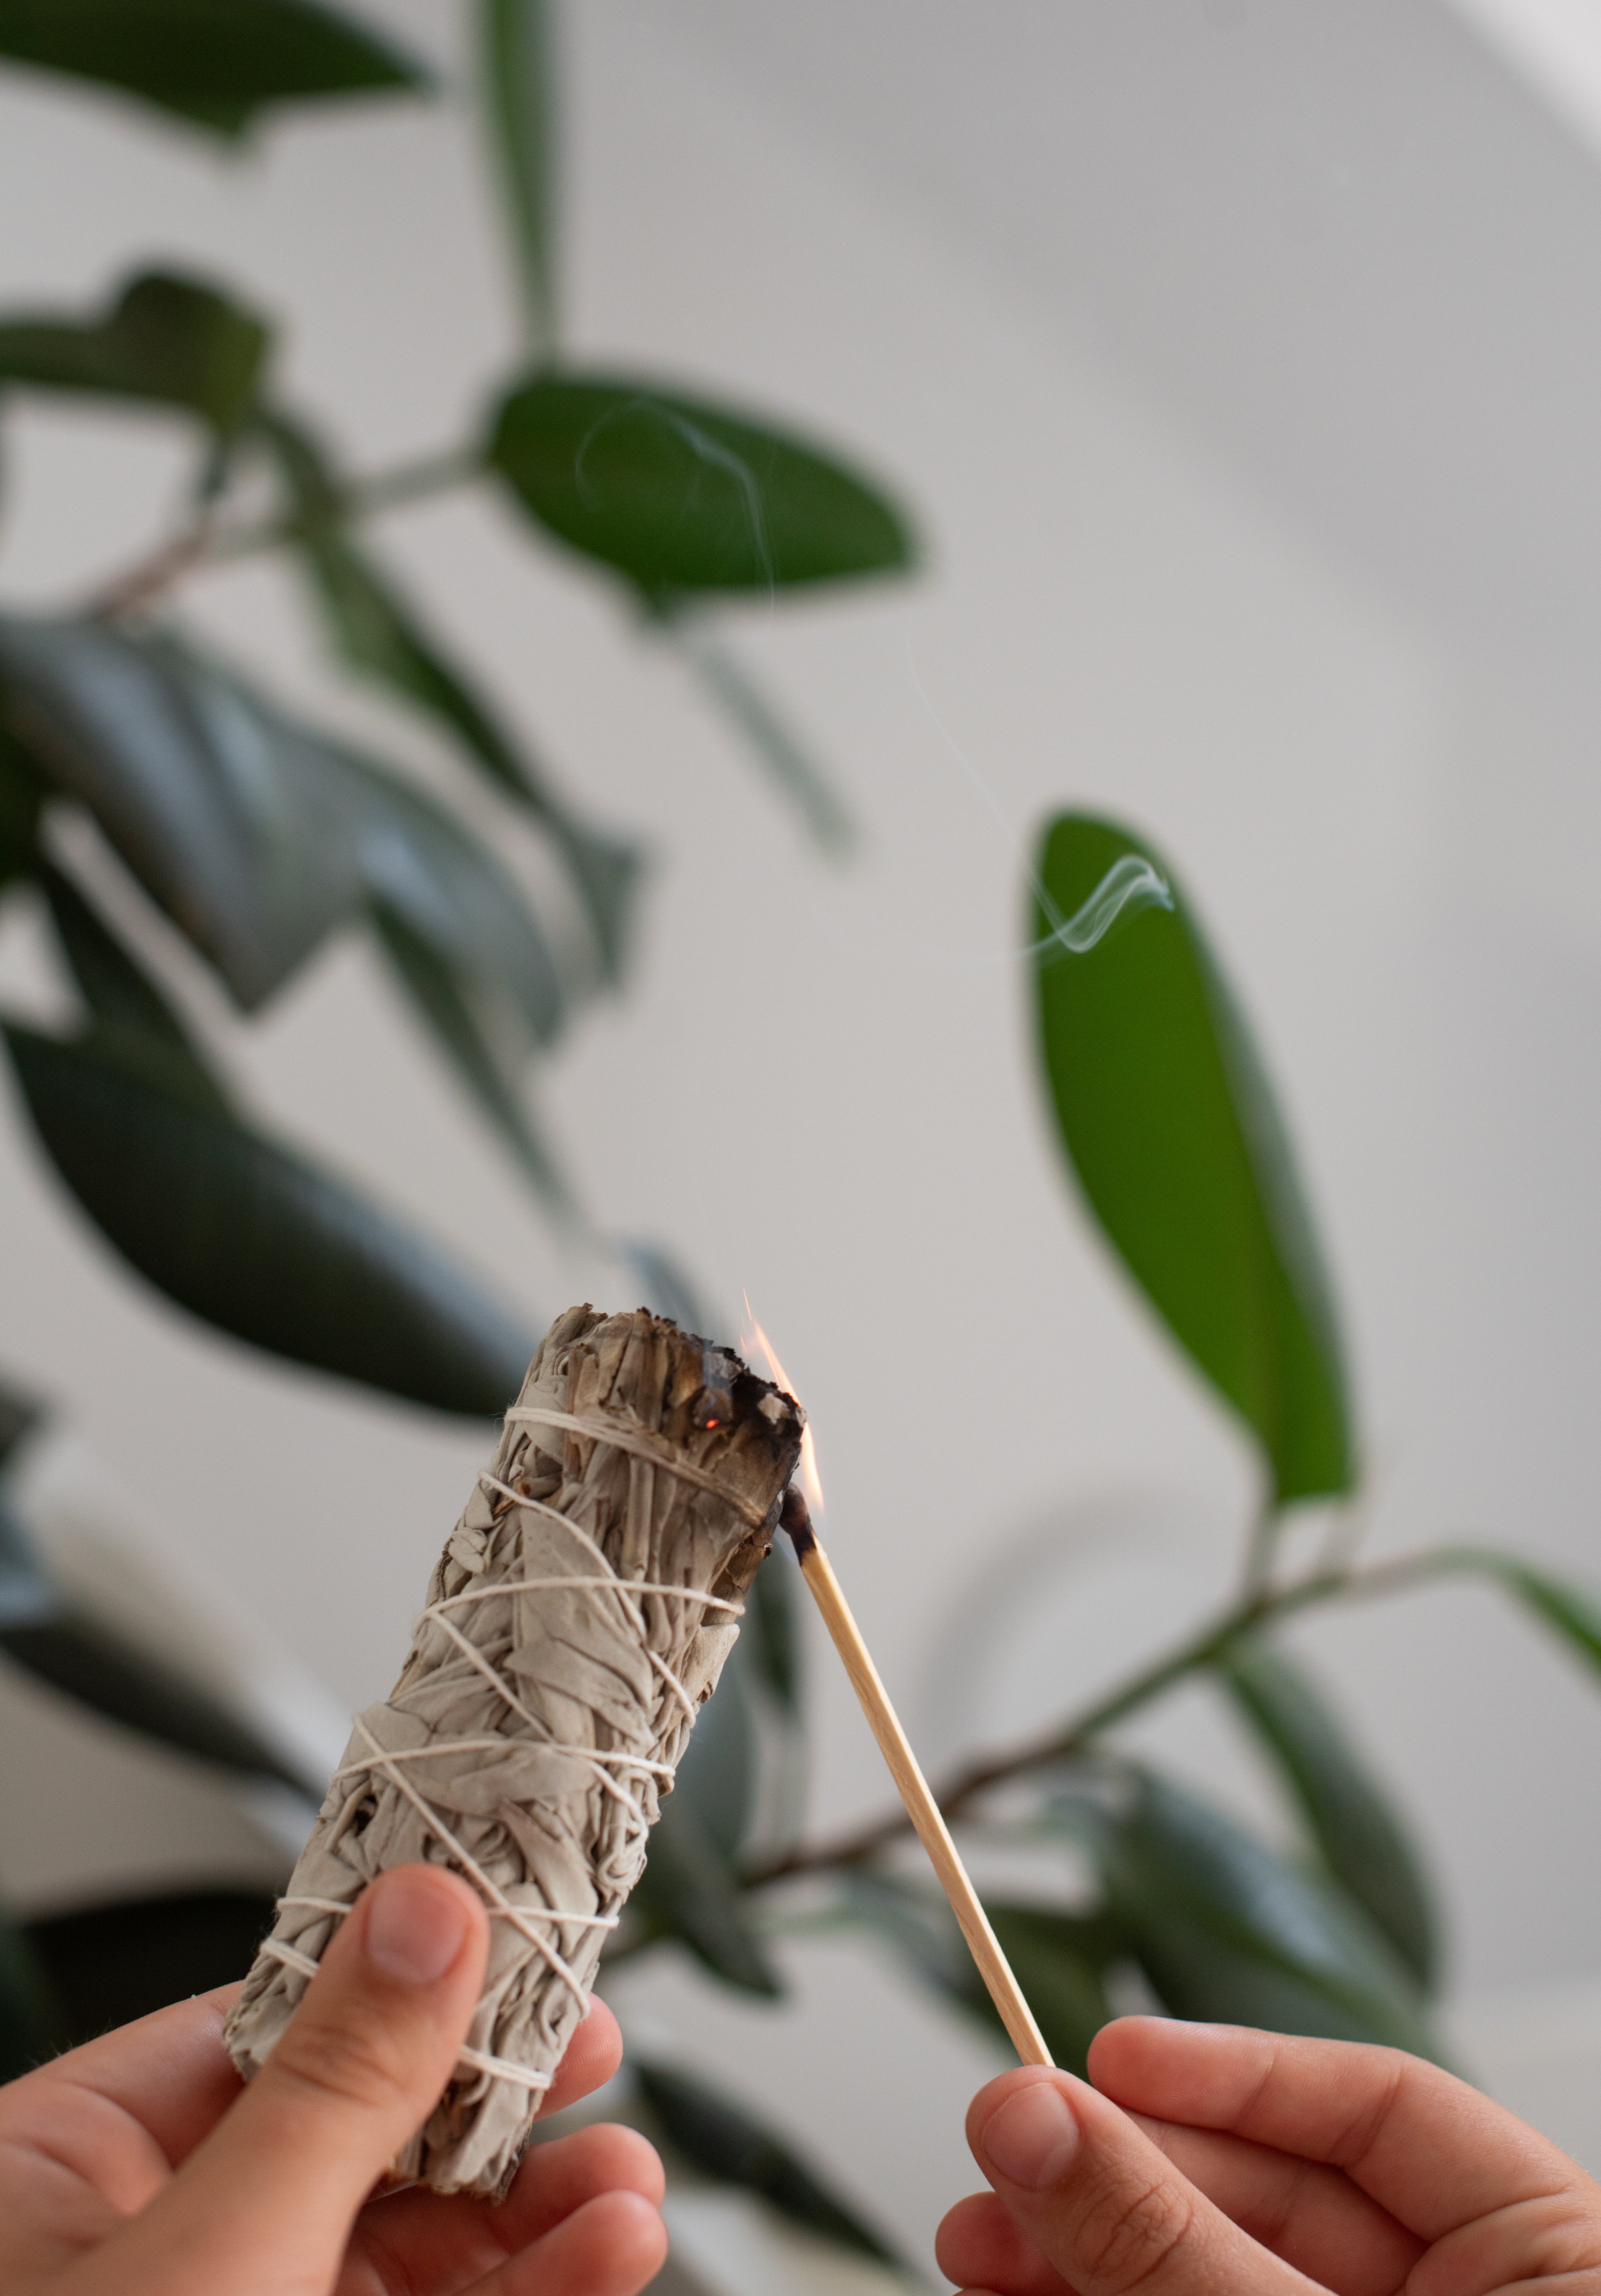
745, 1545, 1461, 1887
86, 441, 482, 621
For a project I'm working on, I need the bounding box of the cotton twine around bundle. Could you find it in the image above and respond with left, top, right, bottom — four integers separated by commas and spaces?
225, 1305, 803, 2198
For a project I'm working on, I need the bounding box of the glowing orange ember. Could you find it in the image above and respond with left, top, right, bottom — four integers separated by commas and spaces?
742, 1297, 824, 1516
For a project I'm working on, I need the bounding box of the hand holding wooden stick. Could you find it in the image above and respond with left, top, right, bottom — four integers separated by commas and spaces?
780, 1487, 1052, 2068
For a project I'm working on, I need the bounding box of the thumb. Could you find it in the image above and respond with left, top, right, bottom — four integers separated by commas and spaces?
968, 2067, 1318, 2296
96, 1864, 490, 2296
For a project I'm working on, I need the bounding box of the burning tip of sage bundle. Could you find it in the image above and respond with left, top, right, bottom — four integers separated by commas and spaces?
224, 1304, 803, 2200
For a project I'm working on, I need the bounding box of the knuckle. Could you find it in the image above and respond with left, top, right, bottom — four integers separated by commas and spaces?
1072, 2168, 1198, 2296
1524, 2201, 1601, 2278
271, 2001, 415, 2115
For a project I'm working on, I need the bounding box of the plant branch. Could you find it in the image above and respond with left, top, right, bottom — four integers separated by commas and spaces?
86, 442, 483, 622
745, 1545, 1463, 1887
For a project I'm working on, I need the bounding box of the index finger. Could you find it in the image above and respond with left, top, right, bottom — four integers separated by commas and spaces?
1088, 2017, 1588, 2241
0, 1985, 244, 2167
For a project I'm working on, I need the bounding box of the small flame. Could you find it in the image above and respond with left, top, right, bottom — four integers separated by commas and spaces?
742, 1294, 824, 1516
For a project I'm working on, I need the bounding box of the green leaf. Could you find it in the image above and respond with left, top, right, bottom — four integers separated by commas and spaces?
490, 371, 915, 598
671, 1646, 757, 1864
671, 622, 855, 857
2, 1022, 536, 1416
258, 411, 640, 980
0, 616, 360, 1008
0, 1496, 319, 1788
0, 724, 43, 886
0, 271, 269, 433
0, 0, 431, 138
634, 1775, 779, 1997
1219, 1636, 1438, 1987
1031, 814, 1351, 1505
0, 1376, 45, 1474
1099, 1772, 1442, 2058
0, 1904, 63, 2080
40, 863, 230, 1113
371, 900, 572, 1216
1432, 1547, 1601, 1680
478, 0, 557, 352
635, 2059, 902, 2265
26, 1888, 278, 2045
746, 1544, 801, 1717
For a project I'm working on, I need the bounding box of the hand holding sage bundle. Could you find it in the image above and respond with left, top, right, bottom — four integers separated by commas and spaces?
225, 1305, 802, 2198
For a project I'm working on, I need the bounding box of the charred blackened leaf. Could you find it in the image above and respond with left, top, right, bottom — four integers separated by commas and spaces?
490, 371, 915, 598
3, 1022, 536, 1416
636, 2058, 905, 2265
0, 271, 269, 434
0, 0, 431, 138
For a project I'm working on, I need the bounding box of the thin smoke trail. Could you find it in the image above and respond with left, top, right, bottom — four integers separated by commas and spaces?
573, 397, 776, 600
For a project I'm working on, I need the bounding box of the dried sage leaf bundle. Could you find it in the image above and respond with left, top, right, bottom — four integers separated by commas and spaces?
225, 1305, 802, 2198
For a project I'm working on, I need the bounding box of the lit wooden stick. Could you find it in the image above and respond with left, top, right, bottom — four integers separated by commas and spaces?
780, 1488, 1052, 2068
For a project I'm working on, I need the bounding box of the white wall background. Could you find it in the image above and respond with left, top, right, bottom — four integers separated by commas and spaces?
4, 0, 1601, 2265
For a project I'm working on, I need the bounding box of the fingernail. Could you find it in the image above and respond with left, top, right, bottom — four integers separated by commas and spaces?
365, 1867, 473, 1985
980, 2079, 1081, 2190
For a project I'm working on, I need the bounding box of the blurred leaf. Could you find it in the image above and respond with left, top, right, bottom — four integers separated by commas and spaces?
27, 1888, 278, 2043
0, 616, 570, 1036
41, 862, 229, 1113
1032, 814, 1351, 1505
0, 725, 43, 885
0, 1496, 319, 1788
0, 0, 431, 137
258, 411, 640, 980
672, 622, 854, 856
0, 616, 359, 1008
0, 1376, 45, 1474
371, 900, 572, 1215
0, 271, 269, 433
616, 1240, 718, 1340
961, 1904, 1120, 2079
1100, 1773, 1442, 2058
1439, 1548, 1601, 1681
490, 371, 915, 598
634, 1772, 779, 1996
1219, 1636, 1438, 1987
0, 1904, 63, 2080
673, 1646, 757, 1863
747, 1543, 801, 1717
2, 1022, 536, 1416
636, 2058, 903, 2265
843, 1869, 1117, 2079
479, 0, 557, 351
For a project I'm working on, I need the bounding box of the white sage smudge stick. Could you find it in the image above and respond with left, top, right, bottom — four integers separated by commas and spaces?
225, 1304, 803, 2199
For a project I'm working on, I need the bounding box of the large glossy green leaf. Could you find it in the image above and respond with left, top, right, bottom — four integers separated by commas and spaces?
478, 0, 557, 352
3, 1022, 535, 1415
633, 1777, 778, 1997
0, 1497, 318, 1787
636, 2059, 902, 2264
1219, 1637, 1438, 1987
1032, 814, 1351, 1505
27, 1888, 277, 2044
257, 412, 640, 981
490, 372, 915, 598
1100, 1773, 1441, 2057
41, 863, 229, 1112
0, 0, 430, 137
0, 272, 269, 433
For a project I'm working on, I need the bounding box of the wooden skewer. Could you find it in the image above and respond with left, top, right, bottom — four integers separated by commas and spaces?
780, 1489, 1052, 2068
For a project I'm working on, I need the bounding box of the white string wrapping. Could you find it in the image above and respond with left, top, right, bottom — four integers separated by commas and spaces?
224, 1305, 802, 2198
